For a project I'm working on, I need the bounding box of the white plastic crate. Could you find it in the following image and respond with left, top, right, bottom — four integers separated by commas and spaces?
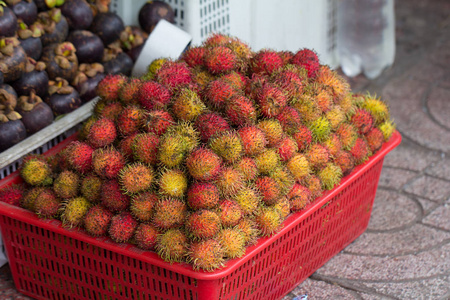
110, 0, 337, 67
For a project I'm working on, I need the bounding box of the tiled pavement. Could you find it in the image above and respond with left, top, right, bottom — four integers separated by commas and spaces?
1, 0, 449, 299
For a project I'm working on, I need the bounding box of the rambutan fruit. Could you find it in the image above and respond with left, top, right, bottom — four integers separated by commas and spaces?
87, 117, 117, 148
92, 147, 125, 179
379, 120, 396, 141
334, 150, 355, 175
306, 144, 330, 170
34, 188, 61, 219
290, 48, 320, 78
155, 60, 193, 92
132, 132, 159, 165
0, 185, 24, 206
96, 101, 123, 121
254, 206, 283, 236
84, 204, 113, 236
188, 239, 224, 271
158, 168, 188, 198
251, 49, 283, 76
314, 84, 334, 113
287, 153, 311, 181
361, 96, 390, 125
60, 196, 91, 228
318, 163, 343, 190
130, 192, 158, 222
116, 105, 145, 136
237, 126, 267, 156
273, 197, 290, 219
203, 33, 233, 47
257, 119, 284, 147
187, 182, 220, 210
256, 83, 287, 118
195, 112, 231, 143
315, 65, 350, 101
226, 38, 252, 72
324, 133, 343, 157
350, 137, 371, 164
291, 94, 322, 124
21, 187, 45, 211
144, 58, 168, 80
168, 122, 200, 153
220, 71, 247, 91
137, 80, 172, 110
65, 141, 93, 174
325, 105, 346, 131
275, 106, 302, 135
270, 166, 295, 195
336, 123, 358, 150
157, 133, 186, 168
255, 176, 281, 206
191, 67, 215, 92
145, 110, 174, 136
216, 199, 242, 227
156, 228, 188, 263
278, 51, 294, 65
118, 132, 138, 160
287, 183, 311, 211
309, 116, 331, 143
181, 46, 205, 68
225, 94, 257, 127
291, 125, 313, 152
233, 186, 261, 216
246, 73, 269, 100
96, 74, 127, 101
172, 88, 206, 121
254, 148, 280, 174
208, 131, 243, 164
215, 167, 245, 197
20, 157, 53, 186
216, 228, 246, 259
203, 79, 237, 109
118, 77, 142, 105
186, 209, 221, 240
53, 170, 79, 199
236, 218, 259, 245
233, 157, 259, 182
339, 93, 357, 116
276, 135, 298, 162
351, 108, 374, 134
272, 68, 304, 101
365, 127, 385, 152
101, 180, 130, 212
78, 116, 97, 141
204, 45, 237, 74
152, 197, 187, 229
119, 163, 154, 195
304, 175, 323, 200
134, 223, 159, 250
108, 211, 138, 243
186, 147, 222, 181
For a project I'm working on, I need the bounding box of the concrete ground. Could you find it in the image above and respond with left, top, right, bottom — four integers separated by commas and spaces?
0, 0, 449, 299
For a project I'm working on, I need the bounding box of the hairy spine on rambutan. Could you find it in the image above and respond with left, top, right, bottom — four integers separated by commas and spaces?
137, 80, 172, 110
251, 49, 283, 76
256, 82, 287, 118
204, 45, 237, 74
225, 95, 257, 127
195, 112, 231, 143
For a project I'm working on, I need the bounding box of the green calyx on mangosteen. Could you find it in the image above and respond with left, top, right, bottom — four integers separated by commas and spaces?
41, 41, 78, 81
37, 7, 69, 46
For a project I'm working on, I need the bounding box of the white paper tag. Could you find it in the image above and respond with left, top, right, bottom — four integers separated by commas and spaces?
131, 19, 192, 78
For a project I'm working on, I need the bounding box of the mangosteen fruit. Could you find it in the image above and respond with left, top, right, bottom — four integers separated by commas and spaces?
12, 58, 49, 97
7, 0, 38, 25
102, 45, 133, 76
60, 0, 93, 30
0, 37, 27, 83
90, 12, 125, 46
17, 21, 44, 60
41, 42, 78, 81
0, 4, 18, 37
0, 110, 27, 151
138, 0, 175, 34
0, 71, 3, 85
16, 92, 54, 134
37, 8, 69, 46
34, 0, 65, 11
118, 25, 148, 62
0, 84, 18, 112
46, 77, 82, 115
67, 30, 104, 63
72, 62, 104, 102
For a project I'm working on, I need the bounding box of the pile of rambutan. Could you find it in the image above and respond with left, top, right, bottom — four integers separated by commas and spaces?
1, 33, 396, 272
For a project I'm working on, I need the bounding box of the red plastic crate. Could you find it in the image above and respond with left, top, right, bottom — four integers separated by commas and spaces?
0, 132, 401, 300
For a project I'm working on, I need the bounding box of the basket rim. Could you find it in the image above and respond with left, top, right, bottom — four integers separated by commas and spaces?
0, 131, 401, 280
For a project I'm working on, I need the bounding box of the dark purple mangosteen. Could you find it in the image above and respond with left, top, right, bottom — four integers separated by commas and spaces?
60, 0, 93, 30
40, 42, 78, 81
138, 0, 175, 34
102, 45, 133, 76
17, 21, 44, 60
12, 58, 49, 98
7, 0, 38, 25
0, 114, 27, 151
37, 8, 69, 46
46, 77, 82, 115
0, 4, 18, 37
0, 37, 27, 83
67, 30, 104, 63
16, 91, 54, 134
72, 62, 105, 103
89, 12, 125, 46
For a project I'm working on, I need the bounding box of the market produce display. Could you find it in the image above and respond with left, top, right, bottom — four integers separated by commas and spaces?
0, 0, 176, 151
0, 33, 396, 271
